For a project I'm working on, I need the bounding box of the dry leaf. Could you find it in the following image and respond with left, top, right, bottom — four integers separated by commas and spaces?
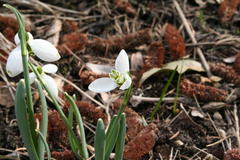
223, 55, 236, 63
131, 52, 144, 71
0, 82, 14, 107
86, 63, 113, 74
191, 109, 204, 118
139, 59, 204, 86
46, 19, 62, 46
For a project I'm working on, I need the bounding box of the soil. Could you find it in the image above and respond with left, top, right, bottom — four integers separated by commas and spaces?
0, 0, 240, 160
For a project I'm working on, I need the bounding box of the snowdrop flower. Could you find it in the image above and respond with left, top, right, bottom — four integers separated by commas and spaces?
6, 32, 60, 77
88, 49, 132, 93
29, 64, 59, 98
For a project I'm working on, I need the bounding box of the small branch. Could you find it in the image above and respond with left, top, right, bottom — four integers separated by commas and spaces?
173, 0, 212, 77
234, 104, 240, 148
131, 96, 190, 103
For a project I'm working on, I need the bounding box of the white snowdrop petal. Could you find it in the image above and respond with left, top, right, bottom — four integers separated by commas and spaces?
115, 49, 129, 73
42, 64, 58, 74
42, 74, 58, 98
14, 32, 33, 45
88, 78, 118, 93
29, 72, 36, 84
6, 46, 23, 77
29, 39, 60, 62
120, 74, 132, 90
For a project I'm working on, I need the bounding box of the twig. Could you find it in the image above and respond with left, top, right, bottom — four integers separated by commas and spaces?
131, 95, 190, 103
173, 0, 212, 77
234, 104, 240, 148
0, 64, 15, 101
207, 113, 227, 152
54, 74, 105, 109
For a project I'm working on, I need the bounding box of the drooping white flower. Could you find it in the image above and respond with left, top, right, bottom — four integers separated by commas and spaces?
88, 49, 132, 93
6, 32, 60, 77
29, 64, 59, 98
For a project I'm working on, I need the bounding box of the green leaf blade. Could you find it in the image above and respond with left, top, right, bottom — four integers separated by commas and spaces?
15, 80, 39, 160
94, 119, 106, 160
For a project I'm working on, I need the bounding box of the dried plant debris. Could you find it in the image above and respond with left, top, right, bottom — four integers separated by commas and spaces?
112, 99, 145, 141
46, 19, 62, 46
224, 148, 240, 160
62, 20, 79, 33
0, 82, 14, 107
75, 101, 108, 125
210, 62, 240, 86
58, 32, 88, 55
114, 0, 137, 16
0, 14, 31, 42
180, 79, 228, 102
164, 24, 186, 60
51, 149, 75, 160
35, 110, 68, 150
63, 83, 75, 93
79, 70, 108, 85
86, 28, 152, 54
144, 42, 164, 70
218, 0, 240, 23
233, 53, 240, 73
124, 123, 158, 160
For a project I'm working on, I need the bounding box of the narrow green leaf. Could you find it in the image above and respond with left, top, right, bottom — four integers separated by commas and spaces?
4, 4, 36, 145
67, 105, 78, 155
151, 69, 177, 120
115, 113, 126, 160
106, 115, 118, 139
94, 119, 106, 160
172, 72, 182, 114
35, 130, 51, 160
15, 80, 39, 160
35, 80, 48, 160
64, 93, 89, 159
105, 119, 120, 160
28, 63, 84, 159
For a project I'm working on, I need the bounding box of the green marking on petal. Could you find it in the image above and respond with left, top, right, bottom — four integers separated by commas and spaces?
109, 69, 126, 86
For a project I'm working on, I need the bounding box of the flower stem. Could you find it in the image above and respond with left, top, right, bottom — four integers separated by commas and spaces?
28, 63, 88, 159
116, 85, 132, 118
4, 4, 36, 145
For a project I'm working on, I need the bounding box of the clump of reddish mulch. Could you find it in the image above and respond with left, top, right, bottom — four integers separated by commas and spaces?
210, 62, 240, 86
144, 41, 165, 70
86, 28, 152, 54
233, 53, 240, 73
164, 24, 186, 60
180, 79, 228, 102
224, 148, 240, 160
79, 70, 108, 85
75, 101, 108, 125
112, 99, 145, 142
58, 32, 88, 55
124, 123, 159, 160
114, 0, 137, 16
218, 0, 240, 23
